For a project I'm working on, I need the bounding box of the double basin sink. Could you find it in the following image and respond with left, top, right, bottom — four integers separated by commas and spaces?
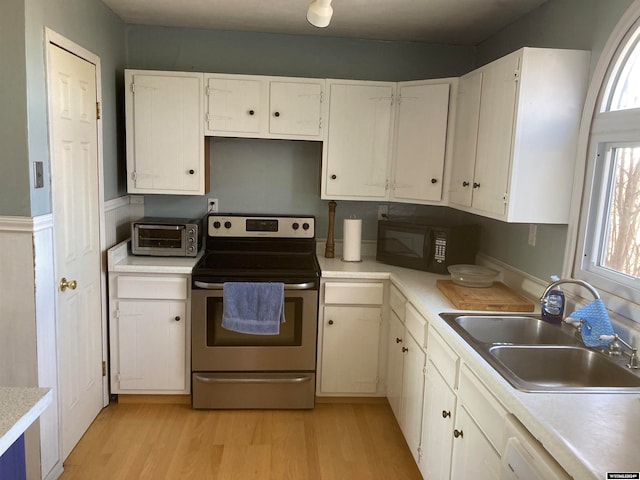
439, 313, 640, 393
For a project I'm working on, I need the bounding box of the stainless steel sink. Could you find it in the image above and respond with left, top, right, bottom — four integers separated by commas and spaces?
439, 313, 640, 393
489, 345, 640, 392
453, 315, 578, 345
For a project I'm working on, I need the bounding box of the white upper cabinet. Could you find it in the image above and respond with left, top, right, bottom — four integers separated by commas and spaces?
448, 47, 590, 223
125, 70, 207, 195
391, 80, 454, 204
322, 80, 395, 200
204, 74, 324, 140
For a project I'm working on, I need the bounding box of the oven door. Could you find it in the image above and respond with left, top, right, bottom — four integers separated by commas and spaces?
191, 282, 318, 372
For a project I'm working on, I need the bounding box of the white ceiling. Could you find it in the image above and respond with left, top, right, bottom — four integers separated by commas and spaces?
100, 0, 549, 45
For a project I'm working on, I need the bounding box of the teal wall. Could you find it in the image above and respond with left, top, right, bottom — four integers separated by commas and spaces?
1, 0, 30, 216
467, 0, 634, 281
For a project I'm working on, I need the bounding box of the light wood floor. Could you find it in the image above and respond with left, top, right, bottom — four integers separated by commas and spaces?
60, 399, 422, 480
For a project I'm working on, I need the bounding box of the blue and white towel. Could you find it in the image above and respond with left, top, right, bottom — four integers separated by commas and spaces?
567, 299, 615, 347
222, 282, 285, 335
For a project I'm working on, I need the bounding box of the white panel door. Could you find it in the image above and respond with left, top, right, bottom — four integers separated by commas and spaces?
449, 70, 483, 207
205, 76, 262, 134
392, 82, 450, 203
323, 81, 394, 200
116, 300, 187, 391
49, 43, 104, 460
320, 306, 381, 393
473, 51, 520, 217
269, 80, 323, 137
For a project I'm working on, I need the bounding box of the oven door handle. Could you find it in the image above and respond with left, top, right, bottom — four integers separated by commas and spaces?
193, 281, 316, 290
194, 374, 312, 384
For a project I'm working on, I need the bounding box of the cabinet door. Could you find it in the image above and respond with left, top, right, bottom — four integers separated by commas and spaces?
269, 80, 323, 138
449, 70, 482, 207
320, 306, 381, 394
386, 310, 405, 419
323, 81, 394, 200
450, 406, 502, 480
420, 361, 456, 479
125, 71, 204, 194
472, 51, 520, 217
115, 299, 187, 392
400, 333, 426, 464
205, 76, 262, 134
392, 82, 450, 203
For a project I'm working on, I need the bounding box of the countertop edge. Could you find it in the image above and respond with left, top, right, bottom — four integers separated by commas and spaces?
0, 388, 52, 457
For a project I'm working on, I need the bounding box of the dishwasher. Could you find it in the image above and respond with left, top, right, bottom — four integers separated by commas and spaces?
501, 414, 570, 480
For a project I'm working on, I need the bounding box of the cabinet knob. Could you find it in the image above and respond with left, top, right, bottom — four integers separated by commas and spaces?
59, 277, 77, 292
274, 111, 280, 117
442, 410, 451, 418
431, 178, 438, 184
453, 429, 464, 438
174, 316, 181, 322
395, 337, 402, 344
188, 169, 195, 175
462, 181, 470, 187
331, 174, 337, 180
328, 319, 334, 325
402, 346, 409, 353
248, 109, 255, 116
473, 182, 480, 189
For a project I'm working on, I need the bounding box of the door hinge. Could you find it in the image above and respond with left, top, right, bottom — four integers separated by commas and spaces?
102, 361, 107, 377
130, 83, 136, 93
131, 172, 137, 182
503, 193, 509, 204
96, 101, 101, 120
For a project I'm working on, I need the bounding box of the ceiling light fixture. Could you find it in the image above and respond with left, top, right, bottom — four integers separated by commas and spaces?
307, 0, 333, 28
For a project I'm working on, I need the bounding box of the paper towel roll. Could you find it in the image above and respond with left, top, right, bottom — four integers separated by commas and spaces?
343, 218, 362, 262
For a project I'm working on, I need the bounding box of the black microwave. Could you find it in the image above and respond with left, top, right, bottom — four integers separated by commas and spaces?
376, 218, 479, 274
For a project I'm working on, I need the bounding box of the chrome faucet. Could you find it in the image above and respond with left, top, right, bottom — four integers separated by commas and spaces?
540, 278, 601, 307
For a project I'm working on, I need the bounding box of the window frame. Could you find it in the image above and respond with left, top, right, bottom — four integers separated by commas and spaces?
567, 1, 640, 323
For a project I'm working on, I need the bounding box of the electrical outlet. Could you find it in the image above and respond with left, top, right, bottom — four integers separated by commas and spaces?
378, 205, 389, 220
208, 198, 219, 213
528, 224, 537, 247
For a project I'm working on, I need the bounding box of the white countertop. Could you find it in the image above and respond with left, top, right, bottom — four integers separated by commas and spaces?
0, 387, 52, 457
107, 240, 202, 274
319, 256, 640, 480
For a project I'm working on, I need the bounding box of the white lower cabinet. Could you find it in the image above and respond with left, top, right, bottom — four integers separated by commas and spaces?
400, 331, 426, 464
109, 273, 191, 394
318, 280, 385, 395
386, 309, 405, 418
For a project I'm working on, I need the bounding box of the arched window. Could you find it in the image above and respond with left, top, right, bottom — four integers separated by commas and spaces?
570, 0, 640, 322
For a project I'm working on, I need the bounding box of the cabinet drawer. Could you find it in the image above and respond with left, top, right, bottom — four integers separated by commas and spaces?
389, 284, 406, 319
324, 282, 384, 305
428, 329, 459, 389
459, 365, 507, 452
116, 275, 188, 300
405, 303, 427, 348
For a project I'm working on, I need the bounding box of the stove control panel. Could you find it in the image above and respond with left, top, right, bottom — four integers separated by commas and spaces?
208, 215, 315, 238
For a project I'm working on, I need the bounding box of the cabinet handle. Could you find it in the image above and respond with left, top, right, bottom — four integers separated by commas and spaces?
174, 316, 181, 322
331, 174, 337, 180
473, 182, 480, 189
453, 429, 464, 438
402, 347, 409, 353
462, 181, 470, 187
188, 169, 195, 175
442, 410, 451, 418
328, 319, 334, 325
395, 337, 402, 344
248, 109, 255, 115
431, 178, 438, 184
274, 111, 280, 117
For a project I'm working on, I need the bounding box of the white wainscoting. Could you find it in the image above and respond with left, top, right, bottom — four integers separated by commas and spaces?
104, 195, 144, 249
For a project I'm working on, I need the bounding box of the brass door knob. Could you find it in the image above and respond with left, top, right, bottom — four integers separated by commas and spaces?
59, 277, 77, 292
